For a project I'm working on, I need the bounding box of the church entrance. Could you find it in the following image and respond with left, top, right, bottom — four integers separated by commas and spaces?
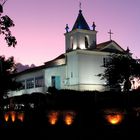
51, 76, 61, 90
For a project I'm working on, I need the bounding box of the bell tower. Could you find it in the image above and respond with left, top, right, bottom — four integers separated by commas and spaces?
64, 8, 97, 52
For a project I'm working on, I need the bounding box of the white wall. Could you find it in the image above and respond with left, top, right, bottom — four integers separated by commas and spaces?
8, 69, 45, 97
45, 65, 66, 89
66, 50, 109, 91
78, 51, 106, 91
65, 29, 97, 51
66, 51, 78, 86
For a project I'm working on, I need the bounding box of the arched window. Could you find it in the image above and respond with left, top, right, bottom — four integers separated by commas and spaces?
85, 36, 89, 48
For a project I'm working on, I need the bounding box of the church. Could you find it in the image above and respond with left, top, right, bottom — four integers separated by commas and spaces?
9, 8, 127, 97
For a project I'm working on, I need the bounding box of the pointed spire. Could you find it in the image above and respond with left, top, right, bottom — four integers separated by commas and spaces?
79, 1, 82, 11
72, 9, 90, 31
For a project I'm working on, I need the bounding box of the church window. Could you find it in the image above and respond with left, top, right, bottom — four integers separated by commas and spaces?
26, 78, 34, 89
35, 76, 44, 88
85, 36, 89, 48
103, 57, 110, 67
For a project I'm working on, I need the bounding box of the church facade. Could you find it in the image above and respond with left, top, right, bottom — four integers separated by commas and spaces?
9, 9, 126, 97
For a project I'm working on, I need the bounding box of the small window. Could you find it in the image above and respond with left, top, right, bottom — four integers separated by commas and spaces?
51, 76, 55, 87
35, 76, 44, 88
70, 36, 74, 49
26, 78, 34, 89
85, 36, 89, 48
103, 57, 110, 67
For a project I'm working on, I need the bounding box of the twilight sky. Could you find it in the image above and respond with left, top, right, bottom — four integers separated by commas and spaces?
0, 0, 140, 66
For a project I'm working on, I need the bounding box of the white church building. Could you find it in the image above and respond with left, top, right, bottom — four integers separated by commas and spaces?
9, 9, 127, 97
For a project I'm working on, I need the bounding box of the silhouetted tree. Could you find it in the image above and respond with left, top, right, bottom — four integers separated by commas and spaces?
0, 56, 21, 99
0, 2, 17, 47
0, 2, 19, 100
98, 53, 140, 92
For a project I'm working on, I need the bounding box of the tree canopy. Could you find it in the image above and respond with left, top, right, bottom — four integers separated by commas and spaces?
98, 53, 140, 92
0, 3, 17, 47
0, 3, 19, 99
0, 56, 21, 98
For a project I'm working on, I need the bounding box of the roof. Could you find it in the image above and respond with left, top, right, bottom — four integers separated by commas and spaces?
14, 54, 66, 77
72, 10, 90, 31
14, 41, 126, 76
96, 40, 126, 53
13, 65, 46, 77
96, 40, 113, 49
44, 54, 66, 68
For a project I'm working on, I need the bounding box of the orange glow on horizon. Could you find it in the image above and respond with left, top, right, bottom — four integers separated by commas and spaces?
106, 114, 123, 125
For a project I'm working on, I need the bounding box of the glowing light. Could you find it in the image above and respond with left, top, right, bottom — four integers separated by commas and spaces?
48, 111, 59, 125
105, 114, 123, 125
79, 43, 85, 49
64, 114, 73, 125
73, 44, 77, 50
4, 113, 9, 122
10, 111, 16, 122
17, 112, 24, 122
63, 111, 76, 126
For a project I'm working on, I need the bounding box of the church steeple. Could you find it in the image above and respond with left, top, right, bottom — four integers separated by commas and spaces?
65, 6, 97, 52
72, 9, 90, 31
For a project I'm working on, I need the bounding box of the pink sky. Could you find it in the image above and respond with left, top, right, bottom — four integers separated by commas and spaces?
0, 0, 140, 66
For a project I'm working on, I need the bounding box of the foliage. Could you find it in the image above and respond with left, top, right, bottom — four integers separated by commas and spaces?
0, 15, 17, 47
0, 56, 21, 98
0, 3, 19, 99
0, 2, 17, 48
98, 53, 140, 91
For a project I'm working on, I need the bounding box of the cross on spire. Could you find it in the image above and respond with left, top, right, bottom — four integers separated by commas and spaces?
79, 1, 82, 10
108, 29, 113, 41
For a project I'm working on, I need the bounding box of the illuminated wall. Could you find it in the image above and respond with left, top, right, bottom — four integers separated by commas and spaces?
45, 65, 66, 89
65, 29, 97, 52
64, 50, 110, 91
9, 69, 45, 97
